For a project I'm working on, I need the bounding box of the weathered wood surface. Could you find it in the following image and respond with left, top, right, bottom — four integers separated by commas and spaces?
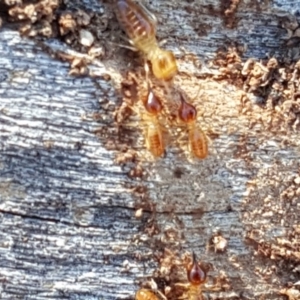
0, 1, 300, 299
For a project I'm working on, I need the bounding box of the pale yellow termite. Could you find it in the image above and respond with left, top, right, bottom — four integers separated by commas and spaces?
114, 0, 178, 81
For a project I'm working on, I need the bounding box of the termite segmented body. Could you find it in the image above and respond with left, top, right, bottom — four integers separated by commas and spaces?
178, 95, 208, 159
135, 288, 159, 300
186, 252, 207, 300
141, 84, 165, 157
115, 0, 177, 80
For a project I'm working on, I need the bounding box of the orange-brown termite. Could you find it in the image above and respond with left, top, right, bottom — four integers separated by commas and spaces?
178, 94, 208, 159
140, 82, 165, 157
114, 0, 178, 80
186, 252, 207, 300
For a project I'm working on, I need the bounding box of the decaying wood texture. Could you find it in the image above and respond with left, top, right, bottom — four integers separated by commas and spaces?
0, 1, 299, 299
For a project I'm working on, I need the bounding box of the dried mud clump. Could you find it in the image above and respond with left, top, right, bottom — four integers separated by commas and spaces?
242, 58, 300, 131
209, 233, 228, 253
4, 0, 109, 56
213, 47, 300, 132
59, 10, 92, 37
243, 169, 300, 293
222, 0, 241, 28
2, 0, 111, 78
242, 57, 279, 94
212, 47, 243, 87
7, 0, 59, 37
57, 9, 103, 52
70, 10, 108, 58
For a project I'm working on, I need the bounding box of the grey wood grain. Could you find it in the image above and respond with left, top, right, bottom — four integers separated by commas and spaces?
0, 1, 299, 299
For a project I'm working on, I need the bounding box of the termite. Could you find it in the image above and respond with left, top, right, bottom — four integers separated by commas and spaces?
186, 252, 207, 300
135, 288, 159, 300
114, 0, 178, 81
178, 94, 208, 159
140, 81, 165, 157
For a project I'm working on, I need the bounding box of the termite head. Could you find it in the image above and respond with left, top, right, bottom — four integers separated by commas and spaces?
187, 252, 207, 286
151, 49, 177, 81
178, 94, 197, 123
142, 86, 163, 115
